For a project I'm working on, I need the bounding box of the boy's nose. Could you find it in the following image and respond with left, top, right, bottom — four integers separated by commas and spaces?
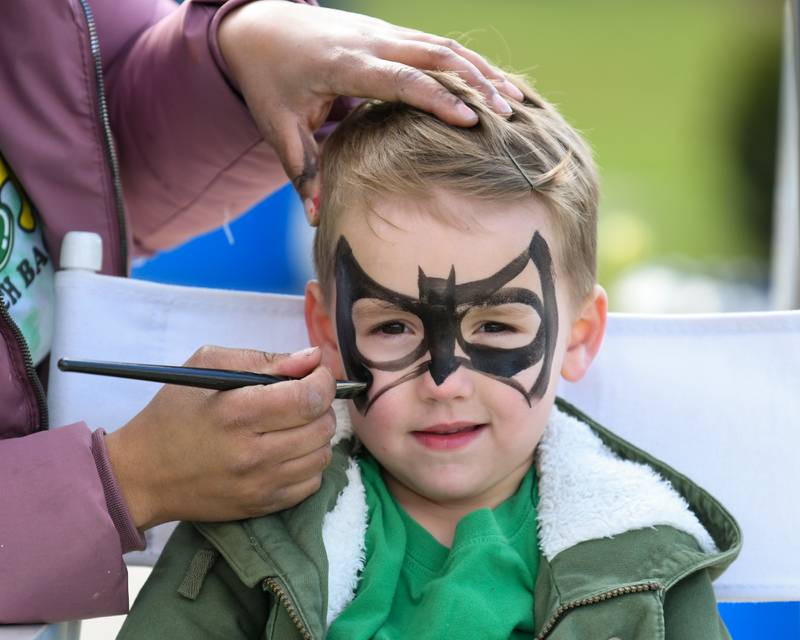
428, 357, 460, 386
419, 356, 474, 404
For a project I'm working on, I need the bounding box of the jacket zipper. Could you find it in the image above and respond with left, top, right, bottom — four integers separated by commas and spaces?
0, 304, 49, 428
535, 582, 661, 639
263, 577, 314, 640
76, 0, 129, 275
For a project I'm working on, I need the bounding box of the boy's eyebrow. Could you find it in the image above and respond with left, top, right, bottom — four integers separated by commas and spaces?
352, 298, 408, 314
355, 297, 541, 320
459, 300, 540, 317
467, 301, 534, 312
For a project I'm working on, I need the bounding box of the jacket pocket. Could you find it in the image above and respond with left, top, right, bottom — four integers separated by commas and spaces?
541, 590, 665, 640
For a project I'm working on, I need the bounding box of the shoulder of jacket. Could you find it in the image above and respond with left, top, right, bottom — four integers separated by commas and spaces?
533, 403, 740, 636
537, 402, 738, 562
189, 434, 368, 625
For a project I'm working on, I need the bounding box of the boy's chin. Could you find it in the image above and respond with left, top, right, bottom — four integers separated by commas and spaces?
391, 466, 527, 509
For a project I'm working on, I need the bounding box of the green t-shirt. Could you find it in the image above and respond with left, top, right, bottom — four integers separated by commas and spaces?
327, 455, 539, 639
0, 155, 54, 366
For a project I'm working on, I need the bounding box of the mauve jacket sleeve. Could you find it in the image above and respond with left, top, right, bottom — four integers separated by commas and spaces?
0, 423, 137, 623
99, 0, 313, 255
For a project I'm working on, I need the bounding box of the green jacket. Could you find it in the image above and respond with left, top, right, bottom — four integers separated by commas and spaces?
118, 400, 741, 639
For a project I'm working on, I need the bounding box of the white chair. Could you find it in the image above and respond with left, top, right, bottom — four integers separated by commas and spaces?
47, 266, 308, 566
40, 250, 800, 636
46, 258, 800, 598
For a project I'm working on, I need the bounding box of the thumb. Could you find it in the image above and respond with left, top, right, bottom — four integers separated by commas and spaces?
186, 345, 322, 379
252, 346, 323, 379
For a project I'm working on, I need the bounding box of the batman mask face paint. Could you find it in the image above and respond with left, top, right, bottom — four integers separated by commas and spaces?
334, 231, 559, 414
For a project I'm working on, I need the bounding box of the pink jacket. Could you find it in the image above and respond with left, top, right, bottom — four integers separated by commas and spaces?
0, 0, 319, 623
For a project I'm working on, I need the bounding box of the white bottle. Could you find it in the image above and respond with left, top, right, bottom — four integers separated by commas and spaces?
59, 231, 103, 272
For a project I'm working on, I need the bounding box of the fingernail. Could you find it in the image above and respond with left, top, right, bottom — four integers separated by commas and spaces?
492, 93, 513, 115
294, 346, 319, 358
504, 81, 525, 101
457, 102, 478, 123
303, 198, 317, 225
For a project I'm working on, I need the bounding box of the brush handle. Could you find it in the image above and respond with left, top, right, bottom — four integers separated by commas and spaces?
57, 358, 367, 399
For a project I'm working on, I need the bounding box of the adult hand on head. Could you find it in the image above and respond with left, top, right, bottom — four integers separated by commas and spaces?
217, 0, 524, 225
104, 346, 336, 529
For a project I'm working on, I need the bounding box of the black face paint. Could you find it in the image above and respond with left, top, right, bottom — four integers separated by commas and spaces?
291, 124, 318, 195
334, 232, 559, 414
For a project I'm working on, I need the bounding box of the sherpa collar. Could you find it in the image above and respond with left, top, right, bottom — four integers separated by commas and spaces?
320, 401, 718, 624
535, 406, 717, 559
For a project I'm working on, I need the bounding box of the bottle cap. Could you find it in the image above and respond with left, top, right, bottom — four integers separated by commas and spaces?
60, 231, 103, 272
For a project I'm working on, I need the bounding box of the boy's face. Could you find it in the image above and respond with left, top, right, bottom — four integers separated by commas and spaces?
308, 190, 588, 507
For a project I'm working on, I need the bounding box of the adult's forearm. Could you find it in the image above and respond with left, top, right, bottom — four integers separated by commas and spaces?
0, 423, 136, 622
103, 0, 289, 256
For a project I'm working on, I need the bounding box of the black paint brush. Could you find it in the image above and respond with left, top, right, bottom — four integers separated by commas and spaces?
57, 358, 367, 399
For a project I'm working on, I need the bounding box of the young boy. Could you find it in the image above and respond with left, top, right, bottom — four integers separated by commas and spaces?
118, 73, 740, 639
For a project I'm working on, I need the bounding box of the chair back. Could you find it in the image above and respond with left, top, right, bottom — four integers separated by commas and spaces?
48, 268, 800, 599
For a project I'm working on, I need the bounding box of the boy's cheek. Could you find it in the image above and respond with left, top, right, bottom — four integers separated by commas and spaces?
346, 403, 386, 451
481, 372, 553, 425
551, 312, 577, 381
346, 372, 404, 429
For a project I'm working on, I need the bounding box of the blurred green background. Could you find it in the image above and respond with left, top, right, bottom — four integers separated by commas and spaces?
345, 0, 783, 309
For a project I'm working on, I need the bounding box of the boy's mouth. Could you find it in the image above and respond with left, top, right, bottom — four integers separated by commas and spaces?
412, 422, 487, 450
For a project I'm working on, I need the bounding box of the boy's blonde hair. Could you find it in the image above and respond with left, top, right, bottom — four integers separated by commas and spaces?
314, 72, 599, 307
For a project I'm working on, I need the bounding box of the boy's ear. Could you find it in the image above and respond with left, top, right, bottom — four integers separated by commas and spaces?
304, 281, 345, 378
561, 285, 608, 382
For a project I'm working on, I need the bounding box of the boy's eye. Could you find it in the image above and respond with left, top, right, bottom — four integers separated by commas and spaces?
460, 303, 540, 349
376, 321, 408, 335
479, 321, 513, 334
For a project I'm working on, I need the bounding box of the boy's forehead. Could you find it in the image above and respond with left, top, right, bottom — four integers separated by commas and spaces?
336, 190, 558, 295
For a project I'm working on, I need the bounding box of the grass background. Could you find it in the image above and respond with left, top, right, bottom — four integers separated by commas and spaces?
345, 0, 783, 302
